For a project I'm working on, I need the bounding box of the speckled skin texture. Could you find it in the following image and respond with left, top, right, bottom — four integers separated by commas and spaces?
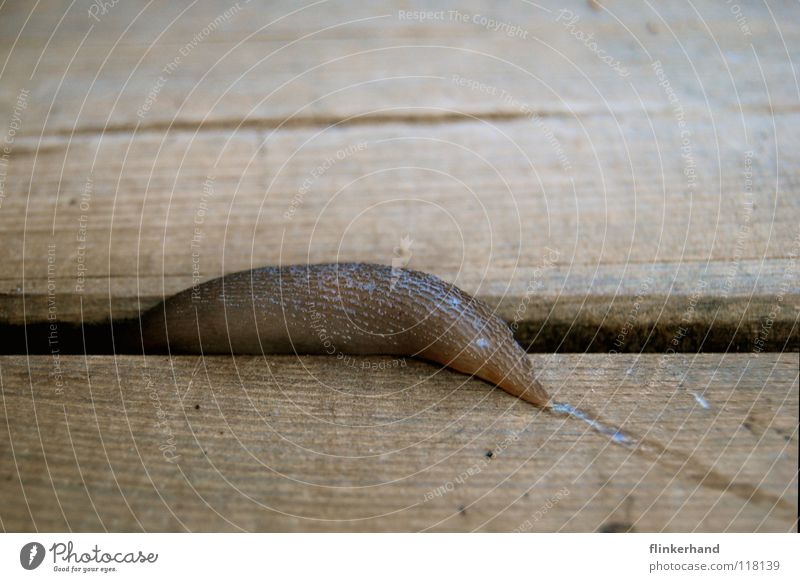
139, 263, 550, 407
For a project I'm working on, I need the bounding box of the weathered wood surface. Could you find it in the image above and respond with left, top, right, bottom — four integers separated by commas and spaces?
0, 0, 798, 534
1, 1, 799, 131
1, 1, 799, 350
2, 122, 798, 351
0, 354, 796, 532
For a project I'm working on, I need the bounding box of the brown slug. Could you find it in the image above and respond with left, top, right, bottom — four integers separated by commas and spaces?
134, 263, 792, 509
138, 262, 551, 408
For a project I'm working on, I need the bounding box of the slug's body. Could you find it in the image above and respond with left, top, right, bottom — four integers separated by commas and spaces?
137, 263, 790, 510
139, 263, 550, 407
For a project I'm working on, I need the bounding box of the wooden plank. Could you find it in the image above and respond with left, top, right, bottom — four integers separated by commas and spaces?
2, 0, 798, 352
0, 353, 796, 532
2, 118, 798, 350
1, 1, 798, 136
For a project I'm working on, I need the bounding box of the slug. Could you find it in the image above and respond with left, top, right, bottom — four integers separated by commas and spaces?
136, 264, 637, 446
131, 262, 793, 509
138, 263, 552, 408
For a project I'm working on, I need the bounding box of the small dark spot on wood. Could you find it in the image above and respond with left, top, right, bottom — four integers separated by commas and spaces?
194, 404, 200, 410
457, 505, 466, 515
5, 474, 12, 481
523, 491, 529, 498
485, 450, 494, 459
784, 435, 791, 442
741, 422, 752, 431
599, 522, 634, 533
219, 430, 224, 435
646, 21, 658, 34
588, 0, 600, 10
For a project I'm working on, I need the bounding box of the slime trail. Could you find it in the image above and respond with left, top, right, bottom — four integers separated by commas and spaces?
552, 402, 631, 444
550, 402, 792, 512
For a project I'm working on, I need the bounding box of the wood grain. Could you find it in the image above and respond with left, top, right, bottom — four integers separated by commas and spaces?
1, 1, 798, 351
0, 353, 796, 532
1, 1, 798, 134
1, 120, 798, 350
0, 0, 798, 535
